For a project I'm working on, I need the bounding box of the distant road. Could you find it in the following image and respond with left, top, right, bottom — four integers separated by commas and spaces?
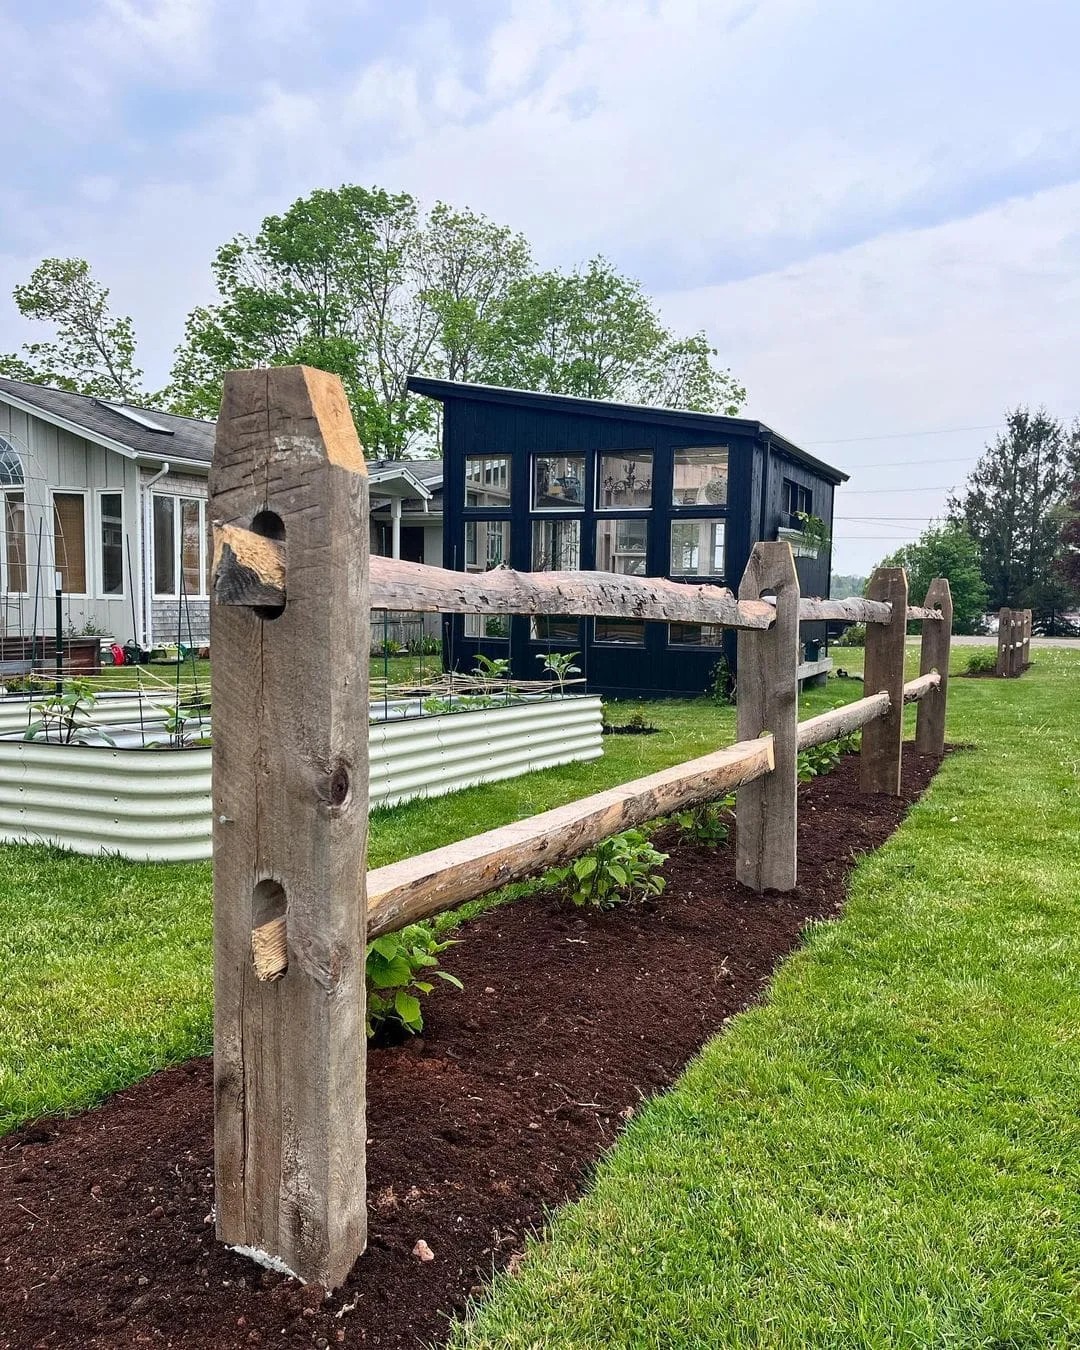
905, 635, 1080, 650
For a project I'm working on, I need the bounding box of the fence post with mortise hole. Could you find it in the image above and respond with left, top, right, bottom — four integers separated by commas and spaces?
860, 566, 908, 794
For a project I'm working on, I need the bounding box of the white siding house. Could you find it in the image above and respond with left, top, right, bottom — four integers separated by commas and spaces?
0, 376, 443, 652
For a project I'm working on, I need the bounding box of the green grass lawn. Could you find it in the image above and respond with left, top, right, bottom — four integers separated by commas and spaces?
455, 647, 1080, 1348
0, 643, 992, 1134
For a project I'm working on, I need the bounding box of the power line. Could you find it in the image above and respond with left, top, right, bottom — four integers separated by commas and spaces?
842, 485, 957, 494
805, 422, 1004, 446
841, 453, 980, 469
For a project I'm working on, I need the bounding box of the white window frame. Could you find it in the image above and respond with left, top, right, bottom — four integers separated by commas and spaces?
2, 488, 27, 596
52, 488, 90, 598
151, 490, 209, 600
95, 488, 126, 599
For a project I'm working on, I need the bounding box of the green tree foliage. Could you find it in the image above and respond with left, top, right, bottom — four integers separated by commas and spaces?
830, 573, 868, 600
876, 521, 988, 635
164, 188, 746, 453
1056, 477, 1080, 593
482, 257, 744, 412
949, 408, 1080, 629
0, 258, 144, 401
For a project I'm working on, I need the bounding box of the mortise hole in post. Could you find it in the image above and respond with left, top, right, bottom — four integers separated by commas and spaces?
251, 509, 286, 621
251, 879, 288, 981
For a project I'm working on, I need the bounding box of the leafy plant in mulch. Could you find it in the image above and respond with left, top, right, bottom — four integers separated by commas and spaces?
472, 653, 510, 679
797, 733, 859, 783
547, 829, 668, 909
676, 794, 735, 847
602, 707, 659, 736
23, 680, 112, 746
365, 923, 463, 1036
709, 656, 735, 704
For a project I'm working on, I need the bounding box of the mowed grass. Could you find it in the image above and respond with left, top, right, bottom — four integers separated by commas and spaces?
456, 648, 1080, 1348
0, 642, 1005, 1138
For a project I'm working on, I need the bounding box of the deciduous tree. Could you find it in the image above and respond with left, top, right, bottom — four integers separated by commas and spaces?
0, 258, 144, 401
875, 521, 988, 634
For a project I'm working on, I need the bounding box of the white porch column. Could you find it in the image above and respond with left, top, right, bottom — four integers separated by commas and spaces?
391, 496, 402, 560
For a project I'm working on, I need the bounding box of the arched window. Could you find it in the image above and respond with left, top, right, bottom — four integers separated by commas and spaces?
0, 437, 24, 488
0, 438, 26, 593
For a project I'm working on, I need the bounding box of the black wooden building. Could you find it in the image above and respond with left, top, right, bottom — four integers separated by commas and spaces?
408, 377, 848, 698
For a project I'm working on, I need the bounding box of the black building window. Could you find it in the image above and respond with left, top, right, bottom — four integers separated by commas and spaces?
670, 518, 725, 578
782, 478, 813, 528
669, 622, 724, 647
464, 519, 510, 638
465, 455, 511, 508
532, 454, 585, 509
672, 447, 728, 506
597, 451, 652, 509
596, 518, 647, 575
594, 617, 645, 646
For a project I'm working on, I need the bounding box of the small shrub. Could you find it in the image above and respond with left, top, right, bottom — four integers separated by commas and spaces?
709, 656, 735, 704
547, 829, 668, 909
378, 638, 404, 657
965, 648, 997, 674
835, 623, 866, 647
365, 924, 463, 1036
407, 634, 441, 656
676, 794, 735, 847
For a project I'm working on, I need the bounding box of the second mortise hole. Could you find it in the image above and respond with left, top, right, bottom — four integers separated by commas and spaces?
252, 879, 288, 982
251, 509, 286, 621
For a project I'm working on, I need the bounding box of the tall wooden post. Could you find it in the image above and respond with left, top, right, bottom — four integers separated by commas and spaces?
1023, 609, 1032, 668
914, 578, 952, 756
210, 367, 370, 1289
736, 541, 800, 891
995, 607, 1012, 677
860, 566, 908, 794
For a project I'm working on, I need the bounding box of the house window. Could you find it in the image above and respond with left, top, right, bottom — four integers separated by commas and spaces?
99, 492, 124, 595
669, 622, 724, 647
465, 456, 511, 508
781, 478, 812, 528
596, 518, 647, 575
597, 452, 652, 509
53, 492, 87, 594
594, 617, 645, 646
670, 519, 725, 577
0, 439, 26, 595
153, 493, 208, 598
464, 520, 510, 638
531, 518, 580, 572
673, 447, 728, 506
532, 454, 585, 510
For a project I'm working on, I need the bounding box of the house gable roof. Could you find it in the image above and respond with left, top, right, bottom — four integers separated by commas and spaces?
0, 376, 214, 468
407, 375, 849, 485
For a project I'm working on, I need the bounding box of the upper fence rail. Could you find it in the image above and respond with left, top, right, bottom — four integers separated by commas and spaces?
213, 528, 943, 630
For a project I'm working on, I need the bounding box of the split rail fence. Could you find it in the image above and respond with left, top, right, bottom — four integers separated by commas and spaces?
209, 367, 954, 1288
996, 606, 1032, 677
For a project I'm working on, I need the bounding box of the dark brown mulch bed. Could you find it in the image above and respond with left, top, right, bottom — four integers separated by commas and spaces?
1, 745, 942, 1350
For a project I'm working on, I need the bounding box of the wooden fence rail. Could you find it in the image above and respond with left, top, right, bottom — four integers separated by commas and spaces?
209, 367, 956, 1289
215, 525, 945, 631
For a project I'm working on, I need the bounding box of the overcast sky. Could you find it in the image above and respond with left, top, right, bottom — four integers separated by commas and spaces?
2, 0, 1078, 575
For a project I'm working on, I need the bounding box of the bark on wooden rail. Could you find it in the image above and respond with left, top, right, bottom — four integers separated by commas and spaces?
795, 673, 939, 753
366, 735, 774, 939
213, 541, 942, 631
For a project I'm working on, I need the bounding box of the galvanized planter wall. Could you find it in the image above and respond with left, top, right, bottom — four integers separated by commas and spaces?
0, 695, 604, 863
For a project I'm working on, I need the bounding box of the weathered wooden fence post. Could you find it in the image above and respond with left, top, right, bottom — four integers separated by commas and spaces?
860, 566, 908, 794
736, 541, 800, 891
914, 578, 952, 757
210, 367, 370, 1288
1022, 609, 1032, 670
996, 606, 1012, 677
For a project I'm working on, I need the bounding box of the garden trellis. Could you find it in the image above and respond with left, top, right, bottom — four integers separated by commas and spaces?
209, 366, 953, 1288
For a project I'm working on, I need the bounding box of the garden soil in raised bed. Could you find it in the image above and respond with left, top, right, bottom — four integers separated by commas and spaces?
1, 745, 943, 1350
